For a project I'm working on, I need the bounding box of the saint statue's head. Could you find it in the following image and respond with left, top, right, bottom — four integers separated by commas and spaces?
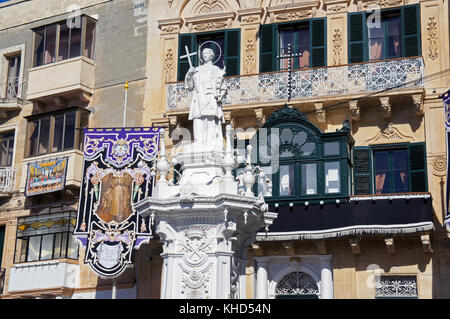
202, 48, 215, 63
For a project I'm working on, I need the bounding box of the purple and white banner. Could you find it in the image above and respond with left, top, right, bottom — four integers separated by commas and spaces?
74, 127, 161, 278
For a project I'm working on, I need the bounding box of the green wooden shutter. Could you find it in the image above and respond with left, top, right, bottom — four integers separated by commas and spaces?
348, 12, 366, 63
225, 29, 240, 76
0, 226, 4, 267
310, 18, 326, 67
402, 4, 421, 57
260, 24, 277, 73
353, 147, 372, 195
177, 33, 195, 81
408, 142, 427, 192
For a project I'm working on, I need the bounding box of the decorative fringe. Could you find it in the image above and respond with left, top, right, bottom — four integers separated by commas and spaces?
256, 222, 434, 241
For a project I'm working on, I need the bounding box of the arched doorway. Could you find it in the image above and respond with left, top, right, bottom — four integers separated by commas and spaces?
275, 271, 319, 299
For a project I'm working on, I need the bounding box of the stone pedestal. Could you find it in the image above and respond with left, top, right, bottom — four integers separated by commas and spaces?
134, 128, 277, 299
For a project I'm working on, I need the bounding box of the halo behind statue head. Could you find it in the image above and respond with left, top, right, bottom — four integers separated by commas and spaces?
198, 41, 222, 65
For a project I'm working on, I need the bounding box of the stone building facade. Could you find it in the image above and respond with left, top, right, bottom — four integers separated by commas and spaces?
0, 0, 449, 299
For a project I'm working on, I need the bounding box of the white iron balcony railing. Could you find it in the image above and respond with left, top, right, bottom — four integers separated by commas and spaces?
166, 56, 424, 111
1, 77, 24, 102
0, 166, 15, 193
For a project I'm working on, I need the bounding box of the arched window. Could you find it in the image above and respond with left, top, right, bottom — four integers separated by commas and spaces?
236, 105, 354, 205
275, 271, 319, 299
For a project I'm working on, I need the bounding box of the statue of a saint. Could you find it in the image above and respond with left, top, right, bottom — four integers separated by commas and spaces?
185, 48, 227, 148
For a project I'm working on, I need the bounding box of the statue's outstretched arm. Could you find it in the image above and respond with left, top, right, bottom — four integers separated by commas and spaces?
184, 67, 196, 91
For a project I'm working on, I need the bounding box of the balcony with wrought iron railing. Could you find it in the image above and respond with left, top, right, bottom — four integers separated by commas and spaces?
0, 77, 24, 102
166, 56, 424, 112
0, 77, 24, 118
0, 166, 15, 195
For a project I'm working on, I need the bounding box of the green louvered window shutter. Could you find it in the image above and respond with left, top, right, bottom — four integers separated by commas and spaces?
348, 12, 366, 63
310, 18, 327, 67
225, 29, 240, 76
408, 142, 427, 192
260, 24, 277, 73
402, 4, 421, 57
353, 147, 372, 195
177, 33, 195, 81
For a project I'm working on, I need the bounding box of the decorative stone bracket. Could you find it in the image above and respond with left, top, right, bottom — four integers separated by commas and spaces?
223, 111, 235, 128
385, 237, 396, 254
349, 100, 360, 121
316, 240, 327, 255
411, 93, 424, 115
314, 102, 326, 123
379, 96, 391, 118
421, 234, 432, 254
349, 237, 361, 254
254, 108, 266, 127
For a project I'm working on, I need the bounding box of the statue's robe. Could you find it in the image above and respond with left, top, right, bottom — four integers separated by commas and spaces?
185, 61, 226, 147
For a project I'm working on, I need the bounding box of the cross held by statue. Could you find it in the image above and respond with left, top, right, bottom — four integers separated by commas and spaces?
180, 45, 197, 68
277, 43, 302, 102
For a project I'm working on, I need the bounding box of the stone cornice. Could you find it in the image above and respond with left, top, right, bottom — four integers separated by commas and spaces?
158, 18, 183, 35
267, 1, 319, 23
237, 8, 264, 25
357, 0, 405, 11
185, 12, 236, 32
323, 0, 350, 13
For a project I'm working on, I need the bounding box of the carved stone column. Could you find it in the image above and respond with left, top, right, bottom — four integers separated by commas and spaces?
255, 257, 269, 299
238, 8, 263, 75
324, 0, 349, 66
319, 255, 334, 299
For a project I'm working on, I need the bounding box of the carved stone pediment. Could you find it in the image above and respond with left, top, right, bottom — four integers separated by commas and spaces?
365, 122, 414, 144
267, 1, 320, 23
185, 12, 235, 32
